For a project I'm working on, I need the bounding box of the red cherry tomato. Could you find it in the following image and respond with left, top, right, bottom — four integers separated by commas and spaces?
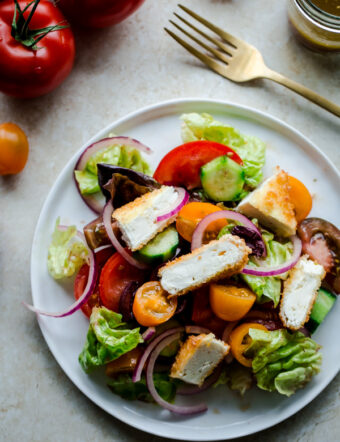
74, 264, 101, 318
99, 252, 145, 312
58, 0, 146, 29
74, 246, 114, 318
153, 141, 243, 190
0, 1, 75, 98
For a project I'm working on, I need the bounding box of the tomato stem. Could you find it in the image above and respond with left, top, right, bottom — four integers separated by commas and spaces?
11, 0, 69, 50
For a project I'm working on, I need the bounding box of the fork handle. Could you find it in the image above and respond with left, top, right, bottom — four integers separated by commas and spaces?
263, 68, 340, 118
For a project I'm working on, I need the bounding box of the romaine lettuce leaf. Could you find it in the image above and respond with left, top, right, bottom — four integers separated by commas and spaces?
47, 218, 88, 280
108, 372, 177, 403
240, 229, 293, 307
79, 307, 143, 373
213, 362, 253, 396
74, 170, 100, 194
181, 112, 266, 190
245, 328, 322, 396
75, 142, 152, 195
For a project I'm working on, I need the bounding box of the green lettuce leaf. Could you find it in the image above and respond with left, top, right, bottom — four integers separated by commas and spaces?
79, 307, 143, 373
228, 363, 253, 395
47, 218, 88, 280
75, 142, 152, 195
245, 328, 322, 396
74, 170, 100, 194
108, 372, 177, 403
181, 112, 266, 190
240, 229, 293, 306
213, 362, 253, 396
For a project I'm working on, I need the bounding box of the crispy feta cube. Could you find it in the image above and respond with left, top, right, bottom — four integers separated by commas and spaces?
113, 186, 180, 251
237, 167, 297, 237
280, 255, 326, 330
170, 333, 229, 386
159, 234, 251, 297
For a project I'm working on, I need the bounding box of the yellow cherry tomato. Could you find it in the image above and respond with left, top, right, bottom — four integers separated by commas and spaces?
176, 202, 227, 242
288, 175, 312, 223
209, 284, 256, 322
0, 122, 29, 175
133, 281, 177, 327
230, 322, 268, 367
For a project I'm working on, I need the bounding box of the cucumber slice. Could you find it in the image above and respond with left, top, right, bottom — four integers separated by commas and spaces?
306, 287, 337, 333
200, 155, 245, 202
134, 226, 179, 265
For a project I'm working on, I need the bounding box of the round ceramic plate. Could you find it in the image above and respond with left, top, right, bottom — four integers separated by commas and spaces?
31, 98, 340, 441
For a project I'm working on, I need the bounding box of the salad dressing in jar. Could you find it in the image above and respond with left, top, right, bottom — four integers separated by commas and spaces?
288, 0, 340, 51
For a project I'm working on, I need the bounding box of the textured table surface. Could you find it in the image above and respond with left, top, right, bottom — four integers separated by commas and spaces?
1, 1, 339, 441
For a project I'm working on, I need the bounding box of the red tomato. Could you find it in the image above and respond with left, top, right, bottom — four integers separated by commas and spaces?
58, 0, 146, 29
74, 246, 114, 318
74, 264, 101, 318
0, 1, 75, 98
153, 141, 243, 189
99, 252, 146, 312
192, 287, 227, 337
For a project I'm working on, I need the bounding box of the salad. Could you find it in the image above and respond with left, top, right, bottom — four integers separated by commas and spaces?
26, 113, 340, 415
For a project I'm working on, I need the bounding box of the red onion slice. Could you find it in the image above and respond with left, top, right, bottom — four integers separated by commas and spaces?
191, 210, 264, 252
142, 327, 156, 341
132, 327, 184, 383
103, 201, 149, 270
133, 325, 211, 384
156, 187, 189, 222
241, 235, 302, 277
23, 232, 98, 318
176, 363, 223, 396
74, 137, 152, 214
146, 333, 207, 415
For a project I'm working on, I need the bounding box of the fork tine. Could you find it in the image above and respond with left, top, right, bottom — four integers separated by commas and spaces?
164, 27, 226, 76
173, 13, 233, 57
169, 20, 229, 64
178, 4, 240, 48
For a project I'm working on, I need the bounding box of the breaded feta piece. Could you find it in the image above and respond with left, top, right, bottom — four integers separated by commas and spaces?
170, 333, 229, 386
237, 167, 297, 237
159, 234, 251, 297
113, 186, 180, 251
280, 255, 326, 330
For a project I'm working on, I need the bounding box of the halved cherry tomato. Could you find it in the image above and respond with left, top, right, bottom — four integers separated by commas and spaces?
230, 322, 268, 367
74, 246, 114, 318
105, 347, 143, 377
192, 287, 227, 337
153, 141, 243, 189
133, 281, 177, 327
0, 122, 29, 175
74, 264, 101, 318
176, 202, 227, 242
99, 253, 145, 312
209, 284, 256, 321
288, 176, 313, 223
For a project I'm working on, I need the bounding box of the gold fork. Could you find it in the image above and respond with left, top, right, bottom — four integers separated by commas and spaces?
165, 4, 340, 118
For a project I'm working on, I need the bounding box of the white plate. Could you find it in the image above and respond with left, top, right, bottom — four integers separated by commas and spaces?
31, 98, 340, 441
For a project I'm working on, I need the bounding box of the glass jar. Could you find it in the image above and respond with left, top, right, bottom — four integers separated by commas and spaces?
288, 0, 340, 51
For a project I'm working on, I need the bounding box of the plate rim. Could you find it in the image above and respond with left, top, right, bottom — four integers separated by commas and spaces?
30, 97, 340, 441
